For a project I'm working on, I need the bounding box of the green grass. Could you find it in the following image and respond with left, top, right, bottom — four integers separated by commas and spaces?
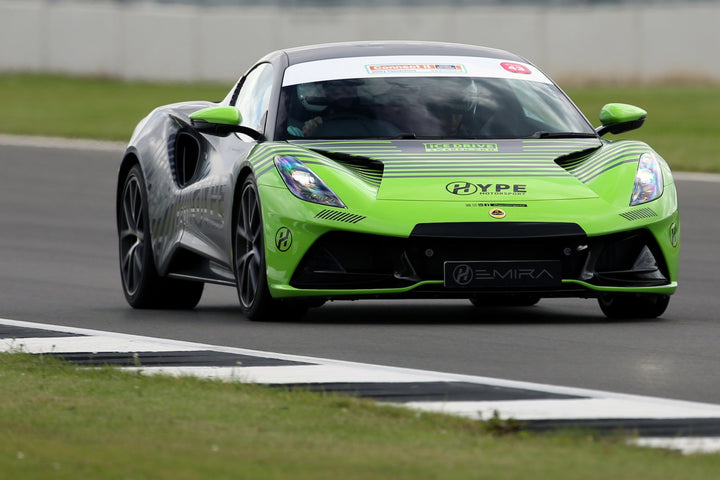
3, 352, 720, 479
566, 85, 720, 172
0, 74, 719, 171
0, 74, 226, 141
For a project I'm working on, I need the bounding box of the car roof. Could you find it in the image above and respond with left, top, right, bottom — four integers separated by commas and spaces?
277, 41, 526, 66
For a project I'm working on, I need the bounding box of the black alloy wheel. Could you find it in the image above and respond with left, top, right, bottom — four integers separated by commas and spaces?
234, 176, 277, 320
119, 166, 147, 301
118, 164, 203, 309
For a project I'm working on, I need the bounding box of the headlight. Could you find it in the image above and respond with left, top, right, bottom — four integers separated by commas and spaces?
630, 152, 664, 206
274, 155, 346, 208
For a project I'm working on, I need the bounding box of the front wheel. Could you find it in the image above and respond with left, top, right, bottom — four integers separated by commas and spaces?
233, 176, 320, 321
598, 294, 670, 319
233, 176, 282, 320
118, 164, 203, 309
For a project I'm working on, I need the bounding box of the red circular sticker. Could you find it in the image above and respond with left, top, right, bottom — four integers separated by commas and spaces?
501, 62, 532, 74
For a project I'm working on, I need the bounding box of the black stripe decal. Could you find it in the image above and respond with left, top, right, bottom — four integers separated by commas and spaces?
620, 208, 657, 221
384, 173, 570, 179
577, 158, 640, 183
315, 210, 366, 223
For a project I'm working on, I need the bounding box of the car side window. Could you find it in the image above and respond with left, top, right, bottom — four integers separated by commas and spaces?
232, 63, 274, 133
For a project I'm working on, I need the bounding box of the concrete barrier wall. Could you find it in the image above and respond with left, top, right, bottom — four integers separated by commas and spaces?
1, 1, 718, 83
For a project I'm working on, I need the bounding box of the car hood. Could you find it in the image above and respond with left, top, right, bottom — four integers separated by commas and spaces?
292, 138, 604, 201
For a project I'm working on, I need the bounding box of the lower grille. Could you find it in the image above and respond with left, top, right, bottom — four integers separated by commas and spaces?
590, 230, 670, 286
290, 232, 411, 289
289, 224, 669, 294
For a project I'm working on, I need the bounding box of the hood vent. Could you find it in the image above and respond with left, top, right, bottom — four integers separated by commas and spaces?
311, 149, 383, 188
554, 146, 602, 172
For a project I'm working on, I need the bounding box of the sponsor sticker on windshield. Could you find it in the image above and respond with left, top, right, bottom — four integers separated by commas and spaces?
366, 64, 466, 74
425, 142, 498, 152
501, 62, 532, 74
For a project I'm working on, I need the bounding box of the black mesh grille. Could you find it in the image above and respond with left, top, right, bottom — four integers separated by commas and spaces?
590, 229, 669, 286
290, 223, 670, 295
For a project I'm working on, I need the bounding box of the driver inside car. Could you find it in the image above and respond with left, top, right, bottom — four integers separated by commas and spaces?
288, 80, 364, 137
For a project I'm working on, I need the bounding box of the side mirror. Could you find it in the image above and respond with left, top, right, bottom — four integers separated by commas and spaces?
596, 103, 647, 137
189, 106, 264, 141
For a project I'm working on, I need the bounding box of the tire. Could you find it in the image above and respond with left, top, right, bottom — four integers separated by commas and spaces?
118, 165, 203, 309
598, 293, 670, 319
233, 176, 285, 321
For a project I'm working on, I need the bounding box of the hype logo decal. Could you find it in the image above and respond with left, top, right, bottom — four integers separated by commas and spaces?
275, 227, 293, 252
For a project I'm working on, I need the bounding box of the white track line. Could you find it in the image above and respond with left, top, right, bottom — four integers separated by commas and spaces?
632, 437, 720, 455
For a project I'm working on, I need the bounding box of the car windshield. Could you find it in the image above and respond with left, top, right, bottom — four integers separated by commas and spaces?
276, 76, 594, 140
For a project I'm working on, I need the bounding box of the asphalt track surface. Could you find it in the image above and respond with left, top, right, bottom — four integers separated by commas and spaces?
2, 139, 719, 405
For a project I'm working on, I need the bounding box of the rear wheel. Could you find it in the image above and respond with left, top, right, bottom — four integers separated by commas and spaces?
118, 165, 203, 309
598, 293, 669, 319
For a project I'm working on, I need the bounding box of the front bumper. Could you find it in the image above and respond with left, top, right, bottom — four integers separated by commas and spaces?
282, 221, 676, 299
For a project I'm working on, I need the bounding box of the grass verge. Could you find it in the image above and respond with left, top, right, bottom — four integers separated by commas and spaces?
0, 74, 226, 141
2, 352, 720, 479
566, 85, 720, 173
0, 74, 718, 172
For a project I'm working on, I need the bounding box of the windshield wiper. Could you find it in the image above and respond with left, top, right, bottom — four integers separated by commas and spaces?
387, 132, 417, 139
530, 131, 598, 139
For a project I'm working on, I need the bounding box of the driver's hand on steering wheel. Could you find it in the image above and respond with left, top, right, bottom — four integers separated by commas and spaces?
302, 116, 323, 136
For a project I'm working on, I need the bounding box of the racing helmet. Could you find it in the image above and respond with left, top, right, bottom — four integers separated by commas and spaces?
446, 78, 479, 113
425, 77, 479, 115
297, 82, 327, 112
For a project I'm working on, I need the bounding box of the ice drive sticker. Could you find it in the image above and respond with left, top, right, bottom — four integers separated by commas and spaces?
425, 142, 499, 153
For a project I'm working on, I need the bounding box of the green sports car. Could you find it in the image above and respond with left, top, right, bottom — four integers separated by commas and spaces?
116, 41, 679, 320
